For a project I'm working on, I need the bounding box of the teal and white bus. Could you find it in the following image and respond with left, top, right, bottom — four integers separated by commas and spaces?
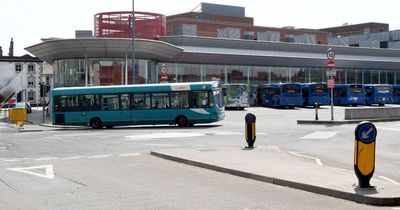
51, 82, 225, 128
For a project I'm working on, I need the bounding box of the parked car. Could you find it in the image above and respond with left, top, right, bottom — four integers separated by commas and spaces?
15, 102, 32, 113
1, 103, 15, 108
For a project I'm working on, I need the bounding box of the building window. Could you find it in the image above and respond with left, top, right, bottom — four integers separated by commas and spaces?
28, 90, 35, 102
28, 76, 36, 88
15, 64, 22, 73
28, 64, 35, 74
243, 31, 255, 40
284, 34, 296, 43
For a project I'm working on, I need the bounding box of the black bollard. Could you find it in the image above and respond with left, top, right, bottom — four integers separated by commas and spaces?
245, 113, 256, 148
315, 102, 319, 120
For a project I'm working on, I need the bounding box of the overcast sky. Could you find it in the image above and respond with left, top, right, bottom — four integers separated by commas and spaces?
1, 0, 399, 56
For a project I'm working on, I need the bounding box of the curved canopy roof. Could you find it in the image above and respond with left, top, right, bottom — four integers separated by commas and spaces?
25, 38, 183, 63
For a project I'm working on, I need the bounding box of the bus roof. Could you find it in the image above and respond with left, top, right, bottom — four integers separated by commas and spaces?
52, 81, 220, 95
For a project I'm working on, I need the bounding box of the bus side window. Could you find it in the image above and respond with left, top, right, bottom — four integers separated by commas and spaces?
170, 92, 180, 108
120, 94, 130, 110
190, 91, 209, 108
101, 94, 119, 110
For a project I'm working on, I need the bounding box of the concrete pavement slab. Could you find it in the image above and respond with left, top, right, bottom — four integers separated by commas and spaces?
151, 146, 400, 206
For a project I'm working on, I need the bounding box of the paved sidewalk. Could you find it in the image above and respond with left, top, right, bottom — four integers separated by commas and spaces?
151, 146, 400, 206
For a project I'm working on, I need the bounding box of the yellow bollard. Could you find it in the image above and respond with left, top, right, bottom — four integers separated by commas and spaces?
354, 121, 377, 188
245, 113, 256, 148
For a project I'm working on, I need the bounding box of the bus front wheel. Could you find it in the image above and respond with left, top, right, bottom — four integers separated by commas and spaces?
176, 116, 189, 127
90, 118, 103, 129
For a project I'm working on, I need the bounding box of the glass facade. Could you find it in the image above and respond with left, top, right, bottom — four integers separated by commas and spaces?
53, 58, 156, 87
53, 58, 400, 88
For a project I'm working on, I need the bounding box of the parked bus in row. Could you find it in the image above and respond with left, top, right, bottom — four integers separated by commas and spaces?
258, 83, 302, 108
51, 82, 225, 128
222, 83, 249, 110
392, 85, 400, 104
364, 84, 392, 106
300, 83, 329, 107
333, 84, 365, 106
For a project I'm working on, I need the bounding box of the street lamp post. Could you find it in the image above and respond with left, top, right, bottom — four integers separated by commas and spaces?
131, 0, 136, 84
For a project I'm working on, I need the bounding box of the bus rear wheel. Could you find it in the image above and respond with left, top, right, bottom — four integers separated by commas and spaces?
176, 116, 189, 127
90, 118, 103, 129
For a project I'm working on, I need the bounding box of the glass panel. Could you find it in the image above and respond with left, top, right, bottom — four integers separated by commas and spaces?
190, 91, 209, 108
204, 65, 225, 82
151, 93, 169, 109
132, 93, 150, 109
101, 94, 119, 110
120, 94, 130, 110
290, 67, 305, 83
387, 71, 395, 84
251, 66, 269, 85
79, 95, 100, 108
227, 65, 247, 84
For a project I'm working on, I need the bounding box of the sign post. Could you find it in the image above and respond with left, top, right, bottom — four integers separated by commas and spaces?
326, 48, 336, 121
354, 121, 377, 188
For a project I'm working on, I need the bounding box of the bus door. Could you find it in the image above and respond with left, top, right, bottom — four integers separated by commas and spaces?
393, 86, 400, 104
131, 93, 151, 124
119, 94, 132, 125
150, 92, 173, 123
100, 94, 131, 125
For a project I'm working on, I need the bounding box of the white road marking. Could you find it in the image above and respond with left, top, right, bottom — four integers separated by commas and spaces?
87, 154, 113, 159
379, 176, 400, 186
143, 143, 181, 147
287, 151, 323, 166
125, 132, 205, 140
62, 156, 83, 160
6, 165, 54, 179
35, 157, 59, 161
266, 145, 285, 154
300, 131, 339, 140
119, 153, 140, 157
376, 126, 400, 132
0, 146, 7, 149
3, 158, 31, 162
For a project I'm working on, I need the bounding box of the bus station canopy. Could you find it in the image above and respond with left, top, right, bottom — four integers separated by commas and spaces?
25, 38, 183, 64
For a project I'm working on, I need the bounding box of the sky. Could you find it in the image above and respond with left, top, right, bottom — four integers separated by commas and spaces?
1, 0, 399, 56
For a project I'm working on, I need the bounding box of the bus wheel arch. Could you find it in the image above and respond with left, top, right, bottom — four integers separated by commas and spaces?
176, 115, 189, 127
90, 117, 103, 129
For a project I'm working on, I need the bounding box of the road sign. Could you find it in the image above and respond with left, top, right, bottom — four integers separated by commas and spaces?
356, 122, 377, 144
9, 108, 27, 122
160, 65, 168, 74
327, 48, 336, 60
327, 60, 335, 70
327, 79, 335, 88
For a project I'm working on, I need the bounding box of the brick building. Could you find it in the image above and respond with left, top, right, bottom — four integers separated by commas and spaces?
167, 3, 327, 44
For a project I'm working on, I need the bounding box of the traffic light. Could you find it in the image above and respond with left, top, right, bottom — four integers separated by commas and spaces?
39, 83, 51, 97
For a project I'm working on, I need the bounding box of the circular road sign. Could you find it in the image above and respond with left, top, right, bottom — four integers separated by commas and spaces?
160, 65, 168, 74
327, 48, 336, 60
355, 122, 377, 144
